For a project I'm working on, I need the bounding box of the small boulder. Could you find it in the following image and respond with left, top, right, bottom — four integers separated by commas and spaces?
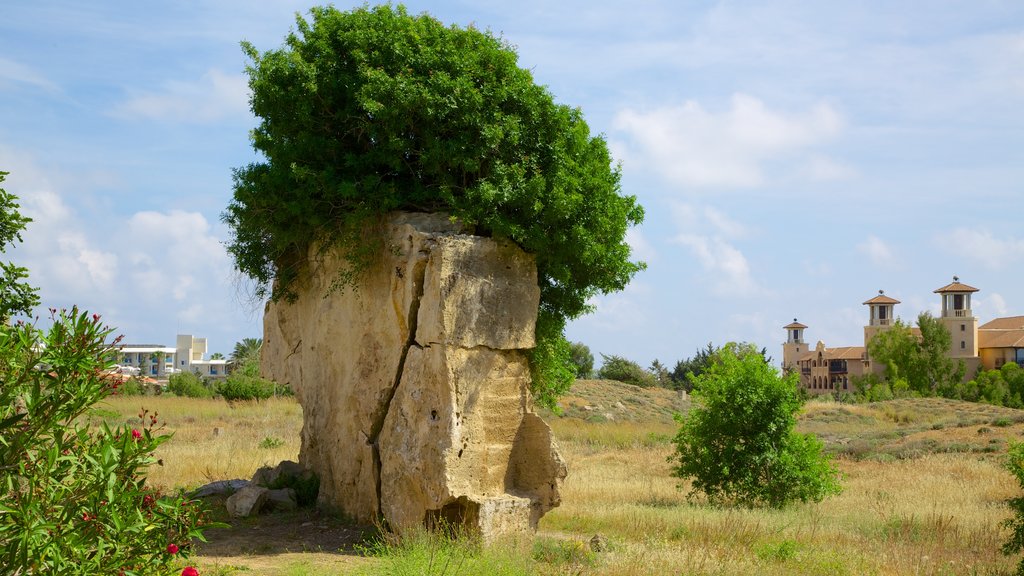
191, 479, 249, 499
589, 533, 608, 553
226, 485, 269, 517
252, 460, 307, 487
266, 488, 298, 512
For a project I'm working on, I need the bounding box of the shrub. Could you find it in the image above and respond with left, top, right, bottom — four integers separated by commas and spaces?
223, 5, 644, 409
597, 354, 657, 388
670, 344, 841, 508
0, 308, 217, 574
217, 373, 276, 401
1003, 441, 1024, 572
168, 370, 213, 398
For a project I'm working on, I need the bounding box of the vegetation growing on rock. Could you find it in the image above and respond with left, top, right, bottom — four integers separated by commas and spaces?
223, 5, 644, 408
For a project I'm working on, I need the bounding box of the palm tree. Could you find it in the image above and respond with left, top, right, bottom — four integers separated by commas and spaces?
210, 352, 225, 360
231, 338, 263, 365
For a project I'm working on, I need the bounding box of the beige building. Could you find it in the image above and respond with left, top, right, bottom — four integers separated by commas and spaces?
783, 276, 1016, 394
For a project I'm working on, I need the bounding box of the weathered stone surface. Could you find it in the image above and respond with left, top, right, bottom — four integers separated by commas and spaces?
191, 478, 249, 499
265, 488, 298, 512
261, 212, 565, 539
252, 460, 307, 488
226, 485, 269, 518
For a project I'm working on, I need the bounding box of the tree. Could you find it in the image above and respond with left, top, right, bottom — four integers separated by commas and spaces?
597, 353, 657, 388
223, 5, 644, 409
568, 341, 594, 379
0, 172, 39, 321
210, 352, 225, 360
671, 343, 718, 391
649, 359, 672, 388
231, 337, 262, 366
671, 344, 841, 508
867, 312, 965, 396
1003, 441, 1024, 573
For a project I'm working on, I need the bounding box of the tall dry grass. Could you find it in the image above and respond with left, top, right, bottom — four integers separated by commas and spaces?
94, 395, 302, 489
95, 394, 1024, 574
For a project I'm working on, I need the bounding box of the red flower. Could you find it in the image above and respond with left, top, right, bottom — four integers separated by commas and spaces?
181, 568, 199, 576
131, 429, 142, 440
167, 543, 179, 555
81, 512, 91, 521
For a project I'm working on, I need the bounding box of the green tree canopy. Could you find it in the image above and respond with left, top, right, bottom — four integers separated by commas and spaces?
223, 5, 644, 407
568, 341, 594, 379
671, 344, 841, 508
231, 337, 263, 366
0, 172, 39, 320
597, 353, 657, 388
867, 312, 965, 396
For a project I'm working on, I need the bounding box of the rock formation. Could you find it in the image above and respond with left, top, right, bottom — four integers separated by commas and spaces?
261, 212, 566, 539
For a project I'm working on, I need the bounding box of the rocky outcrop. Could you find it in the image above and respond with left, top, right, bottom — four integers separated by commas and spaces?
261, 213, 566, 540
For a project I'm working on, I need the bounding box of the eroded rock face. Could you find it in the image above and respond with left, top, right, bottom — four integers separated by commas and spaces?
261, 212, 566, 539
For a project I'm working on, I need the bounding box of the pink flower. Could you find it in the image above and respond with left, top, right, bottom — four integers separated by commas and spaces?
131, 429, 141, 440
181, 568, 199, 576
167, 543, 179, 555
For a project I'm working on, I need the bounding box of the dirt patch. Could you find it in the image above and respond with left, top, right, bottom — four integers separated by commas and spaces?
192, 496, 377, 574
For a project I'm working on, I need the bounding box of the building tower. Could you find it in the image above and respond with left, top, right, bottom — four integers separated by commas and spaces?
934, 276, 979, 360
782, 319, 808, 372
863, 290, 900, 349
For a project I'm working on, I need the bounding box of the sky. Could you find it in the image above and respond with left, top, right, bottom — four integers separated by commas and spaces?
2, 1, 1023, 365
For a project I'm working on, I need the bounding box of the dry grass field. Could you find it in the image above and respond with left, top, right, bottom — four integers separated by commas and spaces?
94, 381, 1024, 575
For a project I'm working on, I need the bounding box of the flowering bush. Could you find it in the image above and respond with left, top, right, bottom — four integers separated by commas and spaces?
0, 308, 215, 575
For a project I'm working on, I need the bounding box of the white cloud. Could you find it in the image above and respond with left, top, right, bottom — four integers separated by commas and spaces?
857, 235, 895, 268
613, 93, 844, 188
113, 68, 249, 123
939, 228, 1024, 269
625, 228, 656, 263
977, 293, 1010, 318
670, 202, 761, 297
0, 57, 58, 92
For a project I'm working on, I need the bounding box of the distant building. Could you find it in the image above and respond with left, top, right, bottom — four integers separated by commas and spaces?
115, 334, 228, 379
783, 276, 1019, 394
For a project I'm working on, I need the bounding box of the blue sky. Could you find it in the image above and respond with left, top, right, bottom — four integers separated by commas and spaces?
3, 1, 1023, 365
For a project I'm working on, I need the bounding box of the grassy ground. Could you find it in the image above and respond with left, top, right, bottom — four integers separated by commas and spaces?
97, 381, 1024, 575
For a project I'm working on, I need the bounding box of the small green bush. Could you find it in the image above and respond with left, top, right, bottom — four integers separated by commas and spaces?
671, 344, 841, 508
168, 371, 213, 398
597, 354, 657, 388
259, 436, 284, 449
218, 373, 278, 401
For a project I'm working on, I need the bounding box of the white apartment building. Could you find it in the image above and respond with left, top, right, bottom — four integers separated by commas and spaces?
116, 334, 228, 379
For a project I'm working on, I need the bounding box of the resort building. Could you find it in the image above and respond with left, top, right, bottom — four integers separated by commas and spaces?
783, 277, 1020, 394
115, 334, 228, 379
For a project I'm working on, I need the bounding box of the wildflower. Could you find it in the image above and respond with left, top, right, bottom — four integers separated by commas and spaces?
181, 567, 199, 576
131, 429, 141, 440
167, 543, 179, 555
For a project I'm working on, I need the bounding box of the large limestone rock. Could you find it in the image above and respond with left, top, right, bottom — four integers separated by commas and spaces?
261, 212, 566, 539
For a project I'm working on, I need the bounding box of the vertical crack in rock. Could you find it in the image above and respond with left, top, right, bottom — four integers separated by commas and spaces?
368, 246, 428, 516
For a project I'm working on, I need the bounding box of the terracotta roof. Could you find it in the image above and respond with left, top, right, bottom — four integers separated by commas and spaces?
826, 346, 866, 360
783, 319, 808, 329
934, 277, 979, 293
979, 316, 1024, 349
863, 290, 900, 305
795, 346, 865, 361
980, 316, 1024, 331
979, 330, 1024, 349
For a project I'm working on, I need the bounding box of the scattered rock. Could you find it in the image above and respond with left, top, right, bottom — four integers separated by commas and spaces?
226, 485, 269, 518
252, 460, 307, 488
265, 488, 298, 512
191, 479, 249, 499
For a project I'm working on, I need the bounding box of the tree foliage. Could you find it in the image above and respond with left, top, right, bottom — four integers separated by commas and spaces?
223, 5, 644, 408
671, 344, 841, 508
230, 337, 262, 365
568, 341, 594, 379
1004, 440, 1024, 574
867, 313, 965, 396
0, 172, 39, 321
597, 353, 657, 388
